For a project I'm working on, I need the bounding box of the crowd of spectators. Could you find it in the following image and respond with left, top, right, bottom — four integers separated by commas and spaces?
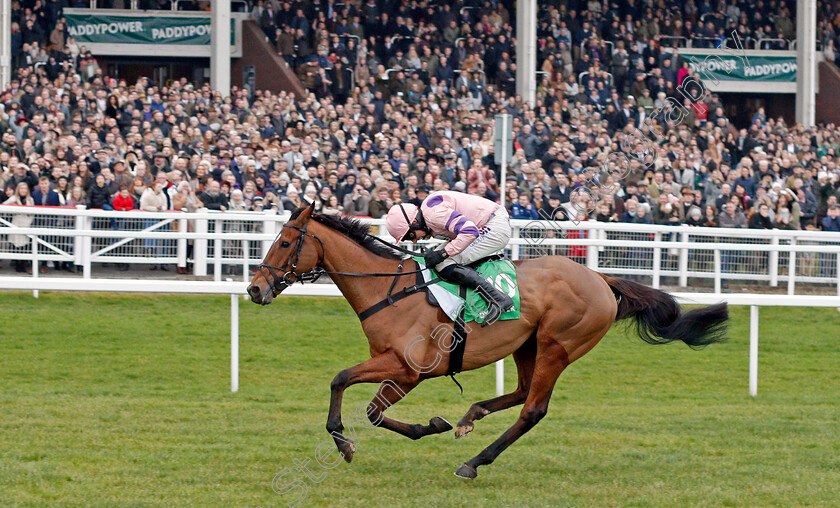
2, 0, 840, 251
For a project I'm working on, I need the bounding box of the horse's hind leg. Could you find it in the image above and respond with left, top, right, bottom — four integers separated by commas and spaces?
454, 338, 570, 479
454, 336, 537, 439
365, 380, 453, 440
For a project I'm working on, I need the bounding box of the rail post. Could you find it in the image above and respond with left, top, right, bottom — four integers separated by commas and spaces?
81, 214, 92, 279
262, 211, 277, 258
652, 232, 662, 288
678, 231, 689, 287
214, 219, 223, 281
31, 233, 39, 298
73, 209, 85, 269
229, 278, 239, 393
586, 229, 598, 270
242, 239, 250, 284
510, 225, 521, 261
495, 359, 504, 396
177, 217, 188, 271
749, 305, 758, 397
769, 236, 779, 287
194, 213, 208, 276
787, 238, 796, 295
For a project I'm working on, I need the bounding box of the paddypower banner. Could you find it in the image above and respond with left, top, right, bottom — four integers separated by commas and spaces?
65, 12, 228, 45
683, 52, 797, 82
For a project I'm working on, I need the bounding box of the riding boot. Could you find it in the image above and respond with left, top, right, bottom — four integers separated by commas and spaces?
439, 264, 514, 327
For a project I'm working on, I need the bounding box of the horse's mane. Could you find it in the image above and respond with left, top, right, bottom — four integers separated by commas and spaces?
289, 206, 403, 260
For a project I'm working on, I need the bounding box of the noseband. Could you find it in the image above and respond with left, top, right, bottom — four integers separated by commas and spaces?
257, 222, 326, 295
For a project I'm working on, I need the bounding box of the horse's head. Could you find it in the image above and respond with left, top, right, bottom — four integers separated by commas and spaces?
248, 201, 324, 305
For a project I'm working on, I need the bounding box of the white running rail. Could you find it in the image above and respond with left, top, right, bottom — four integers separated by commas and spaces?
1, 275, 837, 397
1, 205, 839, 294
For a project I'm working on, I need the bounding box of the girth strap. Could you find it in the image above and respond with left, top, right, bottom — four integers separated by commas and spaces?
357, 268, 440, 321
355, 262, 470, 393
446, 286, 469, 378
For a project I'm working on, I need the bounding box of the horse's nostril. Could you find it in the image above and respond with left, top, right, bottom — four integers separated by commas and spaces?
247, 285, 260, 298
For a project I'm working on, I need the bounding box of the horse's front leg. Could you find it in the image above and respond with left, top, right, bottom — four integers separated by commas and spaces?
326, 350, 416, 463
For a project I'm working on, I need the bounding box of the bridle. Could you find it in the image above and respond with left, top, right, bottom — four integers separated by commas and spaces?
256, 219, 430, 296
257, 222, 327, 295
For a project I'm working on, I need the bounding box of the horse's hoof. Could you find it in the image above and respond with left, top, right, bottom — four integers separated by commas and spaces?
454, 463, 478, 479
340, 442, 355, 463
454, 423, 474, 439
334, 438, 355, 463
429, 416, 453, 433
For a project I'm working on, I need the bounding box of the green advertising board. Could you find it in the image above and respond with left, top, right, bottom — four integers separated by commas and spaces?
684, 52, 797, 82
65, 12, 233, 46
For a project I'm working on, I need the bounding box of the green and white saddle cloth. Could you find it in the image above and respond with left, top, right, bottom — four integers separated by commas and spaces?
413, 256, 521, 324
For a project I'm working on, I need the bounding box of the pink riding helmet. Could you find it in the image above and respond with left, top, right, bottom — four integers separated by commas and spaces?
385, 203, 419, 241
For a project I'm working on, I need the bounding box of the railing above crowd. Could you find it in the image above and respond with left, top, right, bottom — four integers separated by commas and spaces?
77, 1, 249, 12
1, 205, 838, 297
653, 36, 811, 51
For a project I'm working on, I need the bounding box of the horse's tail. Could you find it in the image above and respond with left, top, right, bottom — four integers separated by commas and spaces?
600, 275, 729, 349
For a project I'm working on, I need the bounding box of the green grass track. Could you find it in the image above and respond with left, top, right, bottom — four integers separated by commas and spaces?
1, 292, 839, 507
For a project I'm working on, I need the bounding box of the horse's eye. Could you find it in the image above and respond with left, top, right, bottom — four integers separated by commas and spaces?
280, 241, 291, 248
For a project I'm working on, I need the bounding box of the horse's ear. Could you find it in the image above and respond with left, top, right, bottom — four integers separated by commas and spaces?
295, 199, 317, 223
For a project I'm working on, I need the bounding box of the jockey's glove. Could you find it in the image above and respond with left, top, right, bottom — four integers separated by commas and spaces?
423, 248, 448, 268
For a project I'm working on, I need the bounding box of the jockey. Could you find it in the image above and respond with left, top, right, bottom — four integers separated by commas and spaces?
386, 190, 514, 326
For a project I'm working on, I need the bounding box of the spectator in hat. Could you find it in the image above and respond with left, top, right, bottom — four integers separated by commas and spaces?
152, 153, 170, 176
544, 192, 566, 220
410, 184, 431, 207
108, 160, 128, 187
8, 163, 38, 192
282, 188, 303, 212
677, 186, 698, 221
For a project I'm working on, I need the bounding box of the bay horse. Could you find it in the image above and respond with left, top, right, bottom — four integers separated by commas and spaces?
247, 202, 728, 479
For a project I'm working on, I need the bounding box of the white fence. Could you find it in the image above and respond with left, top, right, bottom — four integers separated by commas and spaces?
1, 274, 838, 397
2, 205, 839, 397
1, 205, 839, 295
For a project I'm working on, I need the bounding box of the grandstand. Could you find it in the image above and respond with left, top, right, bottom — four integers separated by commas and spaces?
0, 0, 838, 278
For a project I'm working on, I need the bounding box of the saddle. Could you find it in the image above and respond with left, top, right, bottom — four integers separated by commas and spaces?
423, 253, 506, 309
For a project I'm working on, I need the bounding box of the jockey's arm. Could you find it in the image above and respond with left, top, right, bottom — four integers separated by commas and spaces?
439, 209, 481, 257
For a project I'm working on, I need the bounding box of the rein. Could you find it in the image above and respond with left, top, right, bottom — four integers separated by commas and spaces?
257, 221, 430, 296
